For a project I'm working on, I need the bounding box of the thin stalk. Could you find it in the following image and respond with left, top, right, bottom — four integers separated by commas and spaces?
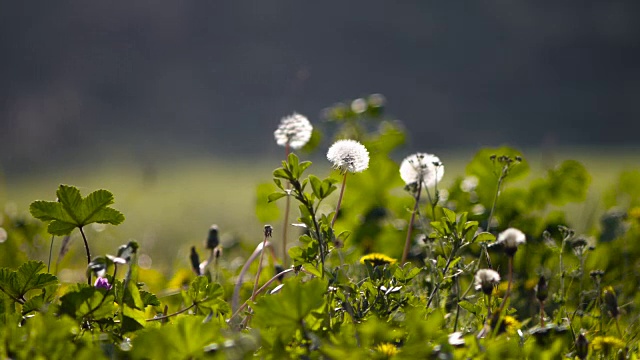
282, 142, 291, 266
486, 293, 493, 320
47, 235, 55, 273
486, 165, 507, 234
539, 300, 545, 327
232, 241, 270, 312
147, 303, 197, 322
453, 274, 461, 332
402, 180, 422, 264
251, 228, 272, 301
427, 244, 458, 308
79, 227, 92, 285
331, 172, 348, 228
498, 256, 514, 313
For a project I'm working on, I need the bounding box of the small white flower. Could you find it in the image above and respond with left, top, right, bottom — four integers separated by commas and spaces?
497, 228, 526, 255
399, 153, 444, 187
474, 269, 501, 295
273, 113, 313, 149
327, 139, 369, 173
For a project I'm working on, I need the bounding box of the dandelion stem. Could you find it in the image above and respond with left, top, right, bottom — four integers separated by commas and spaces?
539, 300, 545, 327
232, 241, 270, 312
331, 172, 348, 228
47, 235, 55, 273
79, 227, 92, 285
251, 228, 272, 302
282, 143, 291, 267
454, 274, 461, 332
498, 256, 514, 313
402, 180, 422, 264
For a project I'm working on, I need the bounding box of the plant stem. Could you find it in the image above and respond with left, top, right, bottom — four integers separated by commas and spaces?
251, 228, 271, 301
232, 241, 270, 312
147, 303, 197, 322
47, 235, 55, 273
282, 143, 291, 267
453, 274, 461, 332
427, 244, 458, 308
498, 256, 514, 313
486, 165, 507, 234
539, 300, 545, 327
486, 293, 493, 320
331, 172, 348, 228
402, 180, 422, 264
79, 227, 92, 285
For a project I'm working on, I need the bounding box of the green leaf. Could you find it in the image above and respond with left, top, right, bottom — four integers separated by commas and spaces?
131, 316, 221, 360
458, 300, 480, 316
0, 261, 58, 302
122, 304, 147, 333
29, 185, 124, 235
59, 286, 114, 320
473, 232, 496, 243
267, 191, 287, 203
253, 277, 328, 340
309, 175, 323, 199
442, 207, 457, 224
140, 290, 161, 307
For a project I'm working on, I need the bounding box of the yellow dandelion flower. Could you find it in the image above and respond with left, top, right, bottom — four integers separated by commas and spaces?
360, 253, 397, 267
375, 343, 399, 358
629, 207, 640, 221
591, 336, 625, 353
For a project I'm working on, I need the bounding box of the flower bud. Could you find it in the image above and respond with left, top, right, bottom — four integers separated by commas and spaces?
535, 275, 548, 303
206, 225, 219, 250
575, 333, 589, 360
190, 246, 201, 276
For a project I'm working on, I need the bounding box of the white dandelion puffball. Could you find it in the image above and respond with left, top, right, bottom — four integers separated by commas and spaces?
474, 269, 501, 295
497, 227, 526, 255
399, 153, 444, 187
274, 113, 313, 149
327, 139, 370, 173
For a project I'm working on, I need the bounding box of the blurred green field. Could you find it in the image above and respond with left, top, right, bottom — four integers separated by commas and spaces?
1, 146, 638, 275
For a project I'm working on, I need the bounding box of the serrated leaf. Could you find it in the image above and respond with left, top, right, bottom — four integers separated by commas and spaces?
140, 290, 161, 307
131, 316, 221, 359
0, 261, 58, 301
253, 277, 327, 340
30, 185, 124, 235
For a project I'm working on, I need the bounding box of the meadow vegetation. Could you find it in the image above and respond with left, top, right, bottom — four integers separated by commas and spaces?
1, 95, 640, 359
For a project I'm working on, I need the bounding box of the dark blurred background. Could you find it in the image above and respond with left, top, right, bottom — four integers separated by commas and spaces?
2, 1, 640, 174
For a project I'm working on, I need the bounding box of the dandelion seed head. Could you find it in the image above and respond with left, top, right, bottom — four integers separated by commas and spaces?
274, 113, 313, 149
399, 153, 444, 187
497, 228, 526, 255
474, 269, 501, 295
327, 139, 369, 173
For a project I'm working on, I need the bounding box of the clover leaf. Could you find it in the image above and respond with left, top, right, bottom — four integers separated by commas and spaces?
29, 184, 125, 236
